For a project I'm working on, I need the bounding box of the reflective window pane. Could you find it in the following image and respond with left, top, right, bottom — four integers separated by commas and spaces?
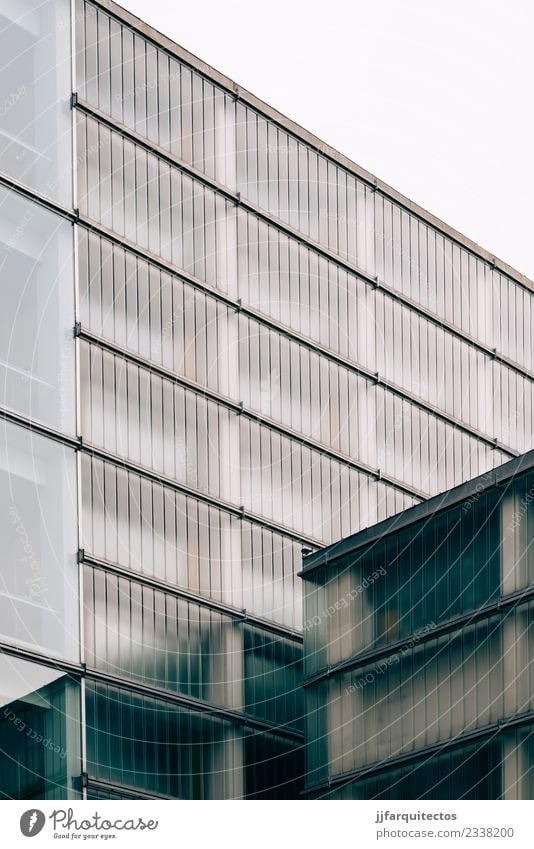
0, 653, 81, 799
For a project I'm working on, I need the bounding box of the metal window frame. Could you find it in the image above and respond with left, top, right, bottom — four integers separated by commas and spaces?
81, 550, 303, 641
72, 99, 534, 384
85, 668, 304, 742
80, 439, 324, 547
302, 582, 534, 686
301, 449, 534, 573
78, 327, 430, 500
79, 0, 534, 299
73, 216, 520, 459
303, 708, 534, 794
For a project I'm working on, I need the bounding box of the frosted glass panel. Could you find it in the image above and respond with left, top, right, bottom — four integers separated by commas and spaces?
0, 187, 75, 432
0, 419, 78, 660
0, 0, 72, 206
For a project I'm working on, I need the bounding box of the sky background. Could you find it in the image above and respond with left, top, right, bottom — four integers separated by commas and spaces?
118, 0, 534, 279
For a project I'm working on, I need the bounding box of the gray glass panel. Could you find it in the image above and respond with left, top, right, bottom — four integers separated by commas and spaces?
0, 420, 78, 660
0, 188, 75, 432
0, 0, 72, 206
0, 654, 81, 799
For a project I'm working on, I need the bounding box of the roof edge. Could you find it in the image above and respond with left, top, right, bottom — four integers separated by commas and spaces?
301, 449, 534, 575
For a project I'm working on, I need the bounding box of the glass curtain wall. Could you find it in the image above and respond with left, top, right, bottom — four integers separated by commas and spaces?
0, 0, 80, 802
303, 464, 534, 799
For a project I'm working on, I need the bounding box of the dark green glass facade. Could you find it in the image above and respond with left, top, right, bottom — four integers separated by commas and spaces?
302, 457, 534, 798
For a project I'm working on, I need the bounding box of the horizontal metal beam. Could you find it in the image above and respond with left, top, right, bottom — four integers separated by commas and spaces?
0, 170, 77, 223
0, 405, 81, 450
301, 447, 534, 573
77, 4, 534, 297
0, 641, 84, 677
303, 706, 534, 795
79, 440, 325, 548
86, 777, 173, 800
302, 582, 534, 687
74, 217, 520, 460
81, 550, 303, 641
79, 328, 430, 501
73, 99, 534, 386
85, 668, 304, 742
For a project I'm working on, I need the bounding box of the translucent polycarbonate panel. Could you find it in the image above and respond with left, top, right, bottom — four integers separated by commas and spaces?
239, 519, 304, 629
501, 727, 534, 800
0, 654, 81, 799
75, 118, 534, 460
77, 113, 237, 289
243, 624, 302, 729
78, 229, 518, 485
79, 338, 239, 504
0, 0, 72, 206
75, 1, 237, 187
501, 470, 534, 595
321, 739, 502, 800
313, 600, 534, 780
85, 680, 302, 798
74, 1, 534, 380
78, 227, 240, 401
82, 565, 303, 728
0, 420, 78, 660
303, 680, 328, 789
79, 339, 416, 542
372, 290, 533, 450
304, 490, 502, 674
85, 680, 244, 799
79, 454, 304, 629
0, 188, 75, 432
318, 616, 504, 776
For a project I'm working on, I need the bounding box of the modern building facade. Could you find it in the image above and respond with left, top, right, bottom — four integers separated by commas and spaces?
301, 450, 534, 799
0, 0, 533, 800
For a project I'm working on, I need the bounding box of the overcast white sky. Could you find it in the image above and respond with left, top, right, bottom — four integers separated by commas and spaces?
119, 0, 534, 279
